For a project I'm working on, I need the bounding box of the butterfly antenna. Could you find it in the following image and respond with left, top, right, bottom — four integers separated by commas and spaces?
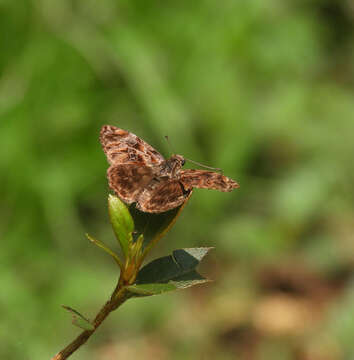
165, 135, 223, 173
184, 157, 223, 174
164, 135, 176, 155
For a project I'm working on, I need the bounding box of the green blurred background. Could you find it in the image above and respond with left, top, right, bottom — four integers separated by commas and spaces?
1, 1, 354, 359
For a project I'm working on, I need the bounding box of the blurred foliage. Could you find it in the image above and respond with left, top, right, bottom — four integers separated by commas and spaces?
1, 0, 354, 359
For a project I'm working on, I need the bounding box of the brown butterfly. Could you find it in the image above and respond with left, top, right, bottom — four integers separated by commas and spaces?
100, 125, 239, 213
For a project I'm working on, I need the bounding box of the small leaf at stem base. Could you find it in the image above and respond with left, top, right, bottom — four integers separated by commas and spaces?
62, 305, 94, 331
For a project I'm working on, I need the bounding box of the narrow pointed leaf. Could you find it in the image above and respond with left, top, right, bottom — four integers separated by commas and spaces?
170, 277, 210, 290
126, 283, 177, 295
62, 305, 94, 331
86, 234, 123, 269
108, 194, 134, 257
171, 269, 209, 284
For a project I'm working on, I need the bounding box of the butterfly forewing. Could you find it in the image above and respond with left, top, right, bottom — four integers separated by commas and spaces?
100, 125, 165, 166
180, 169, 239, 192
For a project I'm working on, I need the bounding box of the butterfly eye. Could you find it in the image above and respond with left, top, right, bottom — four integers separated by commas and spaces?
182, 159, 186, 166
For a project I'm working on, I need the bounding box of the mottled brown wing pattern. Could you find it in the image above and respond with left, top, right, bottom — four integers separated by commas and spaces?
100, 125, 165, 166
179, 169, 239, 192
107, 164, 154, 204
100, 125, 239, 213
136, 179, 192, 213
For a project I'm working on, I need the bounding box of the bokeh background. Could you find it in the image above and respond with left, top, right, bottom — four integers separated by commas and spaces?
1, 1, 354, 359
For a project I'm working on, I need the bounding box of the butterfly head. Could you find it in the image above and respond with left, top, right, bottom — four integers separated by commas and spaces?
170, 154, 185, 167
162, 154, 185, 178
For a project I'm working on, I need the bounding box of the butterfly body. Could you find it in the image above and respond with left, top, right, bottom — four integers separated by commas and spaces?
100, 125, 239, 213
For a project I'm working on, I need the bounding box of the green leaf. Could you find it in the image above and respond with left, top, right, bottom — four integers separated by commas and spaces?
173, 247, 212, 269
137, 247, 213, 283
108, 194, 134, 257
62, 305, 94, 331
86, 234, 123, 269
126, 283, 177, 295
127, 271, 210, 296
127, 247, 212, 296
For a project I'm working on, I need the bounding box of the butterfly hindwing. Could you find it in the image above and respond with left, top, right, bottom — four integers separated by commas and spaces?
107, 164, 154, 204
136, 179, 192, 213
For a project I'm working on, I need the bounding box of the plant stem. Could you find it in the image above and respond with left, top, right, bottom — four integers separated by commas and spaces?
51, 278, 128, 360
